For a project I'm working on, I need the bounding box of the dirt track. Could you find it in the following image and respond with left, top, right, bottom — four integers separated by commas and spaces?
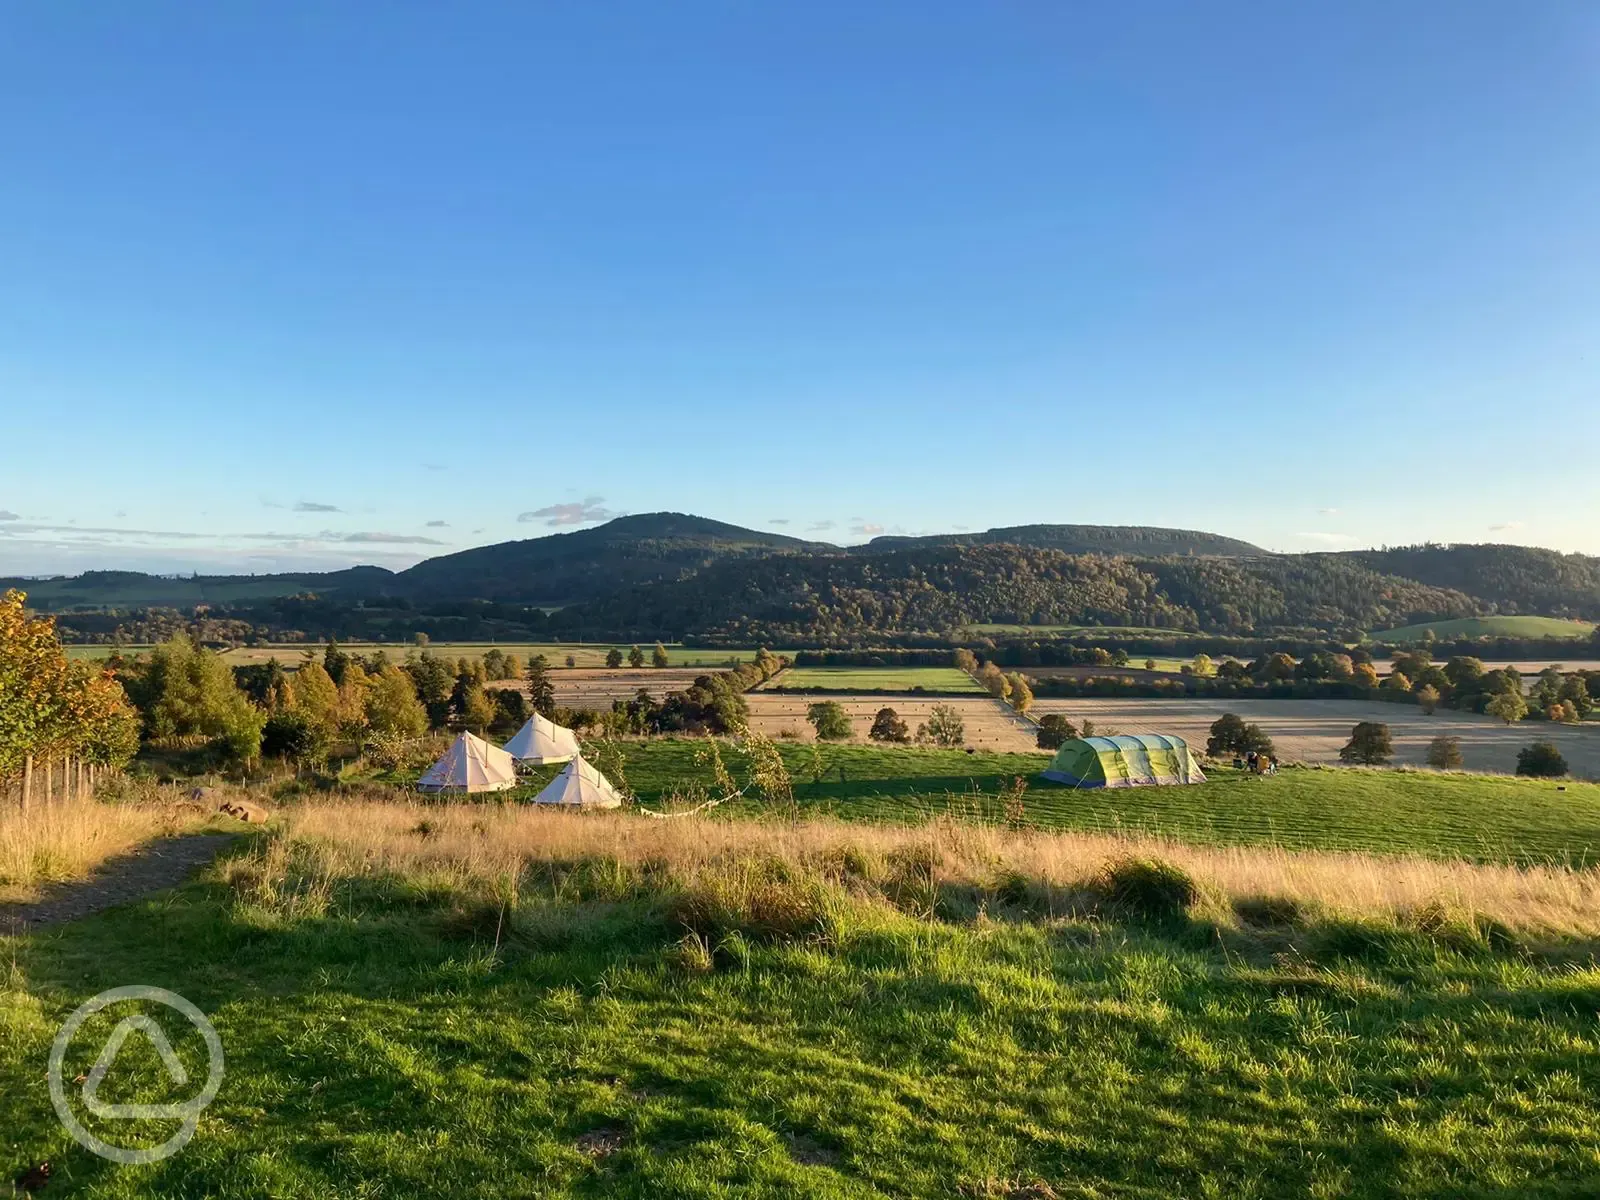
0, 834, 236, 934
1029, 697, 1600, 777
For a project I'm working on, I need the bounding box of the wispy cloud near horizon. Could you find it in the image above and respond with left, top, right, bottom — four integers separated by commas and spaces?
518, 497, 619, 527
294, 501, 341, 513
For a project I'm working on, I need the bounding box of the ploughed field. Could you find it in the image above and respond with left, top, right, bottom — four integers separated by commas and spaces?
1030, 696, 1600, 778
742, 693, 1037, 752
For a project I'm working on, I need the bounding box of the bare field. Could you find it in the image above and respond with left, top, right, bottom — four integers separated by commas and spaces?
488, 668, 717, 708
1030, 696, 1600, 778
743, 693, 1044, 753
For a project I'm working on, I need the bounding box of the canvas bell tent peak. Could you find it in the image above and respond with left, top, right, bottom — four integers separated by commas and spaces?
502, 713, 581, 766
1040, 734, 1206, 789
531, 755, 625, 809
417, 731, 519, 794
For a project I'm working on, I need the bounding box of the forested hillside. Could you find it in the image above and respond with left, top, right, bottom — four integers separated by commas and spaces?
550, 545, 1481, 642
862, 524, 1266, 558
1344, 545, 1600, 620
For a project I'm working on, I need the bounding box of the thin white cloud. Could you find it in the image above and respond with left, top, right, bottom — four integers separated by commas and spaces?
518, 497, 619, 527
769, 518, 789, 525
1318, 507, 1341, 515
0, 511, 17, 521
1489, 521, 1525, 532
294, 501, 341, 513
426, 520, 448, 527
318, 531, 443, 545
808, 520, 835, 532
851, 523, 885, 536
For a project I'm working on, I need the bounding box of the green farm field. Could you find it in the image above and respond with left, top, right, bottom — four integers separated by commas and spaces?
1369, 615, 1596, 643
64, 642, 766, 669
762, 666, 984, 693
600, 741, 1600, 866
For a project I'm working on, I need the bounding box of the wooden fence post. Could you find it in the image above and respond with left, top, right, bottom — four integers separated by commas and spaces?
21, 754, 32, 813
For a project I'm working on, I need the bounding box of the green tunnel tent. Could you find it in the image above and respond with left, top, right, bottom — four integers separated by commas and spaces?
1040, 734, 1206, 789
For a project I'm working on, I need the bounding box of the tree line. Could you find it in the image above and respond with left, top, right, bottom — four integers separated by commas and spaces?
0, 590, 141, 807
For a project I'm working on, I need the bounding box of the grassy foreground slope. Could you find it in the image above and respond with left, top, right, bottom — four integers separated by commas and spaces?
594, 741, 1600, 866
5, 811, 1600, 1199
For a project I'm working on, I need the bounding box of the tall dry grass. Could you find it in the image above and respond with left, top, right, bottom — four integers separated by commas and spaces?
0, 784, 210, 902
249, 799, 1600, 941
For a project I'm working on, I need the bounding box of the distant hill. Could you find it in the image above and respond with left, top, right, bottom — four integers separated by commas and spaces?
550, 543, 1480, 642
389, 513, 829, 605
0, 566, 393, 612
863, 524, 1266, 558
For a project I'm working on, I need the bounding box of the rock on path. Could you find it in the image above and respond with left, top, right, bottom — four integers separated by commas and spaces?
0, 834, 238, 935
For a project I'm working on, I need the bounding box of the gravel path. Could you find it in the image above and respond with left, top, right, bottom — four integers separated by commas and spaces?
0, 834, 238, 935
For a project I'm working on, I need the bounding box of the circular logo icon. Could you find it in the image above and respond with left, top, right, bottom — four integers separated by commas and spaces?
48, 985, 225, 1165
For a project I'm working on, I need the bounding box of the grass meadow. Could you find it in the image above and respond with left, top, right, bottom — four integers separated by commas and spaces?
763, 666, 984, 693
598, 741, 1600, 867
10, 747, 1600, 1194
1368, 615, 1596, 643
6, 801, 1600, 1196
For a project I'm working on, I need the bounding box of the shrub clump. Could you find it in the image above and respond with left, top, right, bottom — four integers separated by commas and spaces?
1516, 741, 1569, 778
1092, 856, 1199, 921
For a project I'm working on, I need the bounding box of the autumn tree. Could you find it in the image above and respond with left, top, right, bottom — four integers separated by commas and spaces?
121, 634, 263, 762
1416, 684, 1440, 715
1006, 672, 1034, 713
364, 665, 428, 737
806, 701, 852, 741
869, 707, 911, 743
1339, 721, 1394, 766
1035, 713, 1077, 750
1485, 691, 1528, 726
652, 643, 670, 669
1425, 735, 1464, 770
924, 703, 965, 747
952, 648, 978, 674
628, 645, 645, 669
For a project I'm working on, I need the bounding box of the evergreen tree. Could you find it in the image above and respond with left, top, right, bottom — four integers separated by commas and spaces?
525, 654, 557, 718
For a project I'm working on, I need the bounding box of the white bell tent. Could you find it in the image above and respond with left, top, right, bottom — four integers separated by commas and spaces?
530, 755, 624, 809
502, 713, 581, 766
416, 732, 519, 794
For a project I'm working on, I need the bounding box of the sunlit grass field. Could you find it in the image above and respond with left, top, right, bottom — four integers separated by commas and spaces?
590, 740, 1600, 867
763, 666, 984, 693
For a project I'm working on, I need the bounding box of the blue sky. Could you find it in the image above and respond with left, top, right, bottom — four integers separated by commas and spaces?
2, 2, 1596, 575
